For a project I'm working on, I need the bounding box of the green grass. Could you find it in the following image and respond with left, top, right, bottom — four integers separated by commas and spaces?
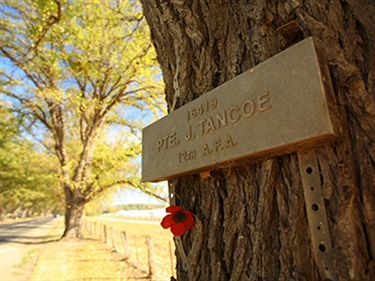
20, 248, 38, 268
15, 218, 64, 278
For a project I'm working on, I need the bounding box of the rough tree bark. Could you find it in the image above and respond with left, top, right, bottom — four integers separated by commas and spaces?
61, 185, 85, 238
141, 0, 374, 280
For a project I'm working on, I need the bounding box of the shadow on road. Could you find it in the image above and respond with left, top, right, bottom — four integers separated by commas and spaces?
1, 236, 61, 244
0, 217, 63, 245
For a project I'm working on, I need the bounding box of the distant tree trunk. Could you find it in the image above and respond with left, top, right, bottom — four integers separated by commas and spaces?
20, 209, 28, 218
26, 208, 33, 218
61, 185, 85, 238
12, 206, 21, 219
60, 122, 102, 239
141, 0, 374, 280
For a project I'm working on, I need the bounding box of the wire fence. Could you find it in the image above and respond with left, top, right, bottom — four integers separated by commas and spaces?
81, 219, 175, 281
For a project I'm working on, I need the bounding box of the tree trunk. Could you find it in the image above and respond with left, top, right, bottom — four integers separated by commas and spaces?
26, 208, 33, 218
61, 186, 85, 239
20, 208, 27, 218
141, 0, 374, 280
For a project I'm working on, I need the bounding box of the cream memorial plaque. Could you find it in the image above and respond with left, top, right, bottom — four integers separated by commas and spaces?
142, 37, 336, 182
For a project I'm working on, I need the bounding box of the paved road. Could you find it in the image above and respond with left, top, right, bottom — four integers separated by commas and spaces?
0, 217, 62, 281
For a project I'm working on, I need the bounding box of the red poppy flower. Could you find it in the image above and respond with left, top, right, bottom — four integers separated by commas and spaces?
161, 205, 196, 236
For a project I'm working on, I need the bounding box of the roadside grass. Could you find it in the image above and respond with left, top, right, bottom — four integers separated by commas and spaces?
12, 218, 64, 279
14, 247, 38, 277
20, 248, 38, 267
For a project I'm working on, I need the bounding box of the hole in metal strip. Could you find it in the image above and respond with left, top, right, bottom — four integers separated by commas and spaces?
312, 203, 319, 211
306, 167, 313, 174
319, 244, 326, 252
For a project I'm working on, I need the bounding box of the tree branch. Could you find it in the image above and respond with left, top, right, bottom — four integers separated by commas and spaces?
84, 179, 168, 203
3, 91, 52, 130
32, 0, 62, 52
0, 47, 44, 90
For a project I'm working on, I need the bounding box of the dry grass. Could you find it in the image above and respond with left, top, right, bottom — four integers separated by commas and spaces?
84, 217, 176, 281
30, 217, 176, 281
31, 238, 147, 281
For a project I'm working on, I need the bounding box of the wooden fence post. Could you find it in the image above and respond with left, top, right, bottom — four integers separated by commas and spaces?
145, 236, 155, 279
120, 231, 129, 259
111, 227, 120, 253
103, 225, 107, 244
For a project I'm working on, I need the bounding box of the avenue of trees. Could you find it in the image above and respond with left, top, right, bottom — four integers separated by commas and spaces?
0, 104, 64, 219
141, 0, 374, 280
0, 0, 165, 237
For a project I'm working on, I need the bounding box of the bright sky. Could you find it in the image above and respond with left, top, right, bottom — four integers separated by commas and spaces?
113, 183, 168, 205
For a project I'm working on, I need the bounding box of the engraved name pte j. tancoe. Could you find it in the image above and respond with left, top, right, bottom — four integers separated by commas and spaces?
174, 91, 271, 162
142, 37, 336, 182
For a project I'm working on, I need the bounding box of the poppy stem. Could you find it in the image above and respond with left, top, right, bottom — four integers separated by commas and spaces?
169, 180, 189, 271
174, 236, 189, 271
